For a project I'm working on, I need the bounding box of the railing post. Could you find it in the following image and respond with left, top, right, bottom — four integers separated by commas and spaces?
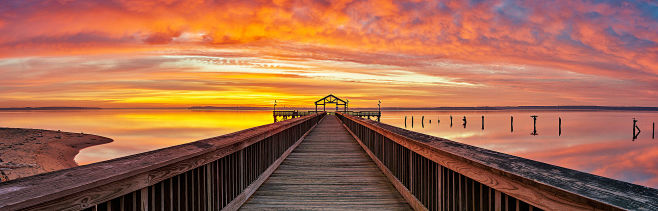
140, 188, 148, 211
240, 149, 245, 191
409, 151, 414, 195
206, 164, 212, 210
495, 190, 502, 211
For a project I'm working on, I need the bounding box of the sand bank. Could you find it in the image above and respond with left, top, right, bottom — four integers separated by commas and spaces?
0, 128, 112, 182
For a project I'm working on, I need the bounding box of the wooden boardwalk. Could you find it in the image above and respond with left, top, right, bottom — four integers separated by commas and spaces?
241, 115, 411, 210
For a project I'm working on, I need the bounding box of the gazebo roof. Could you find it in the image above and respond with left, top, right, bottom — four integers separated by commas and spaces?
315, 94, 347, 105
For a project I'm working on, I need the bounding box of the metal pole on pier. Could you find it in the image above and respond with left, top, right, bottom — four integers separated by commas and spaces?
377, 100, 381, 122
273, 100, 278, 122
378, 100, 381, 113
450, 115, 453, 128
411, 116, 414, 128
481, 115, 484, 130
511, 116, 514, 133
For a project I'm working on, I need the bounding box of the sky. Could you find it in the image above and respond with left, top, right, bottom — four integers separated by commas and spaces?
0, 0, 656, 108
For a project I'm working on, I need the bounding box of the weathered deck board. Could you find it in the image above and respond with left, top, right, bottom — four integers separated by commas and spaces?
240, 115, 411, 210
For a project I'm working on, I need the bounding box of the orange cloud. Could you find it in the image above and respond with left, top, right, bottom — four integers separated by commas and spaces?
0, 0, 656, 107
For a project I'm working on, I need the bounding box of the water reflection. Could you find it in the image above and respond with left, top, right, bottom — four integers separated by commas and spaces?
2, 109, 657, 188
388, 110, 658, 188
0, 110, 273, 165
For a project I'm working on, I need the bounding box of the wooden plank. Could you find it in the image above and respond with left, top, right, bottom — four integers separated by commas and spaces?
342, 119, 426, 211
240, 115, 411, 210
336, 113, 657, 210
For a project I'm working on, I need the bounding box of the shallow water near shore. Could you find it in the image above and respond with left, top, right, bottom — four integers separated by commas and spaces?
0, 109, 656, 188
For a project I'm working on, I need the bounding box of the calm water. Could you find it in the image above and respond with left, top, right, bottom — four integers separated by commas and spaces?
0, 109, 656, 188
380, 110, 658, 188
0, 110, 272, 165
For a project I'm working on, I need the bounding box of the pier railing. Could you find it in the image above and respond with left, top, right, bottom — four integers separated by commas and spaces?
272, 110, 318, 116
343, 111, 381, 116
0, 112, 325, 211
336, 112, 658, 211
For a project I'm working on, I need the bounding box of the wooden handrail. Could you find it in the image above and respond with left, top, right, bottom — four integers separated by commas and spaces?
336, 112, 658, 210
0, 112, 326, 210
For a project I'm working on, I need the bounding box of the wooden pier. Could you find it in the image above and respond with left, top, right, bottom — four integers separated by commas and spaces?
274, 95, 381, 122
241, 115, 409, 210
274, 110, 381, 122
1, 112, 658, 210
272, 110, 318, 122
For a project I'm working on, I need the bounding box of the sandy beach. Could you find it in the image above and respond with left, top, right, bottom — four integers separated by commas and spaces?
0, 127, 112, 182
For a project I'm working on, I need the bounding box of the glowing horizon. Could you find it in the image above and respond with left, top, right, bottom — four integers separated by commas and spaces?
1, 0, 656, 107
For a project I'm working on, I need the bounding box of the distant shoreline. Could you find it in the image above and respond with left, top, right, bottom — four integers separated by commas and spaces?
0, 107, 102, 111
188, 105, 658, 111
380, 106, 658, 111
1, 106, 657, 111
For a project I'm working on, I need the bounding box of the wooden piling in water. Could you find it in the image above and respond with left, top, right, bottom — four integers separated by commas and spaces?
511, 116, 513, 132
633, 118, 640, 140
559, 117, 562, 136
531, 115, 538, 136
421, 116, 425, 128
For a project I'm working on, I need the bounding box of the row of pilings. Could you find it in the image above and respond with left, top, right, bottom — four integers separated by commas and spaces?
403, 115, 654, 140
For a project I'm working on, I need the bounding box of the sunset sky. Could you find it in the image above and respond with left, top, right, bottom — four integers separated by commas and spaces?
0, 0, 656, 108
